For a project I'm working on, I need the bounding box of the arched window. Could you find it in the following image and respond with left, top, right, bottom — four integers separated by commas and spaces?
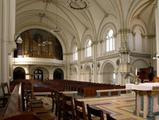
73, 46, 78, 61
134, 27, 142, 51
85, 39, 92, 57
34, 68, 43, 80
105, 29, 115, 52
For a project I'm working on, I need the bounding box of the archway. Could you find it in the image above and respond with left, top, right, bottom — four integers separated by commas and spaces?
53, 68, 64, 80
13, 67, 25, 80
34, 68, 43, 80
103, 63, 115, 84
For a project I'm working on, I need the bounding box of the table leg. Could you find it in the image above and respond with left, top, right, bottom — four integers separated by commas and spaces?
147, 95, 154, 120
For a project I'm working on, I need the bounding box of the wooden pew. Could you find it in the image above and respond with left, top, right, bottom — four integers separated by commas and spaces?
10, 79, 126, 97
3, 82, 55, 120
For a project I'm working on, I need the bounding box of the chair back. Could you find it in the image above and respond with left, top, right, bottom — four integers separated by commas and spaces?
106, 113, 116, 120
3, 112, 41, 120
0, 84, 6, 107
54, 91, 64, 120
74, 99, 87, 120
62, 95, 75, 120
1, 83, 10, 97
87, 104, 104, 120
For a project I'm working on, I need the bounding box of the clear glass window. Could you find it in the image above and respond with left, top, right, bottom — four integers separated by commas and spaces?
106, 29, 115, 52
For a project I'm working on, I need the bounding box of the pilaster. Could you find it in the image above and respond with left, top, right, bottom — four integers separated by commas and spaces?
118, 29, 131, 85
156, 0, 159, 76
1, 0, 16, 82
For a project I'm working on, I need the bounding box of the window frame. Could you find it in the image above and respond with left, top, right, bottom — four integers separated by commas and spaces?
73, 45, 78, 61
105, 29, 115, 52
85, 39, 92, 57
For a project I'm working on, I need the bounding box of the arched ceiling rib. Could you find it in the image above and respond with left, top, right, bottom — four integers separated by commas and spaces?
16, 0, 156, 47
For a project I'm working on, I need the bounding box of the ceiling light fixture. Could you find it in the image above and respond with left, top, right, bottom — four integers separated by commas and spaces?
68, 0, 88, 10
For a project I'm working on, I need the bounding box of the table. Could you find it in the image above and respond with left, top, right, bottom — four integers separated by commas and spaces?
126, 83, 159, 120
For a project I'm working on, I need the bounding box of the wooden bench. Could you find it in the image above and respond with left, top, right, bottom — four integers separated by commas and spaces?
3, 83, 55, 120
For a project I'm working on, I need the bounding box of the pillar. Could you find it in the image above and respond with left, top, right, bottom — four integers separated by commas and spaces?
1, 0, 16, 82
92, 41, 98, 83
118, 29, 130, 85
156, 0, 159, 76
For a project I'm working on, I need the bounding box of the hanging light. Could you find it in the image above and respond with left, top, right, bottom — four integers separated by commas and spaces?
68, 0, 88, 10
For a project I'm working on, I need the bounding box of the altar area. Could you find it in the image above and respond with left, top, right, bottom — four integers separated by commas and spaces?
126, 83, 159, 120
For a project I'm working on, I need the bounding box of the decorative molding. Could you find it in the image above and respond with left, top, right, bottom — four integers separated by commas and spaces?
96, 53, 120, 61
130, 52, 151, 58
92, 41, 98, 45
63, 52, 72, 55
118, 29, 131, 34
80, 59, 93, 64
145, 35, 156, 39
12, 57, 65, 66
67, 0, 88, 10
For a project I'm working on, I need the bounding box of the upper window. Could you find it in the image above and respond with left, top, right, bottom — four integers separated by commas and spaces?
85, 39, 92, 57
73, 46, 78, 61
105, 29, 115, 52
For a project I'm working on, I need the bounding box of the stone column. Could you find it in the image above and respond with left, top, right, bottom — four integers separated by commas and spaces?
1, 0, 16, 82
0, 0, 3, 83
92, 41, 98, 83
77, 48, 81, 81
63, 52, 69, 79
156, 0, 159, 76
118, 29, 130, 85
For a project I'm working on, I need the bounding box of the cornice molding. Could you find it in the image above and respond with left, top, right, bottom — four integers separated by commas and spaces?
96, 53, 120, 61
80, 58, 93, 64
130, 52, 151, 58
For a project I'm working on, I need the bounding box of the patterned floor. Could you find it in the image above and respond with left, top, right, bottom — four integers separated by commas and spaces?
36, 93, 145, 120
78, 93, 144, 120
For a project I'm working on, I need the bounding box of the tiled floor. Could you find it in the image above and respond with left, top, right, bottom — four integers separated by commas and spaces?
78, 93, 145, 120
37, 93, 145, 120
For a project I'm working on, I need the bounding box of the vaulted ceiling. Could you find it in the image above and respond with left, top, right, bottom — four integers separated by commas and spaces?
16, 0, 156, 52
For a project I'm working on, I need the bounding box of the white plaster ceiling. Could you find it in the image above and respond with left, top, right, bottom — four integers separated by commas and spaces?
16, 0, 156, 51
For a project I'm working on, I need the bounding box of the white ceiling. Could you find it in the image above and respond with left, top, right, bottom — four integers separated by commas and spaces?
16, 0, 156, 51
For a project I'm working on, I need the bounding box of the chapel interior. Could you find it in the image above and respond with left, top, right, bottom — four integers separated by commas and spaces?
0, 0, 159, 120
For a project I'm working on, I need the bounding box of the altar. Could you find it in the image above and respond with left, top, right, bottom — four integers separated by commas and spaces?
126, 83, 159, 120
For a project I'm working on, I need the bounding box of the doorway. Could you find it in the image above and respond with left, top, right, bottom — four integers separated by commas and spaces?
53, 68, 64, 80
13, 67, 25, 80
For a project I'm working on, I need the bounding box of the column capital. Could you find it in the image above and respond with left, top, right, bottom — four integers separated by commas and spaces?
118, 28, 131, 34
118, 28, 130, 54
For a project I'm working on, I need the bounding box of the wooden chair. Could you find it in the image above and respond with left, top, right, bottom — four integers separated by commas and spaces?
54, 91, 64, 120
87, 104, 104, 120
1, 83, 11, 97
3, 112, 41, 120
0, 83, 11, 107
74, 98, 87, 120
106, 113, 116, 120
0, 84, 6, 107
62, 95, 75, 120
48, 91, 55, 112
